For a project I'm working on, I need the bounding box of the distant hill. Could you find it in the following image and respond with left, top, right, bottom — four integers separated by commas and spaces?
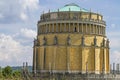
12, 66, 32, 72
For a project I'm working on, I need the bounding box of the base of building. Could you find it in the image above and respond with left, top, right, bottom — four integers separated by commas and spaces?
23, 72, 120, 80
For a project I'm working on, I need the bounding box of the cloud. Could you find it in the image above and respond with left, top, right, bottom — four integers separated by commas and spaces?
0, 0, 40, 23
109, 38, 120, 49
108, 32, 120, 37
0, 33, 32, 67
110, 41, 120, 64
20, 12, 28, 21
20, 0, 39, 10
20, 28, 37, 39
111, 24, 116, 28
0, 28, 36, 67
108, 31, 120, 49
110, 50, 120, 64
0, 14, 4, 19
107, 28, 120, 64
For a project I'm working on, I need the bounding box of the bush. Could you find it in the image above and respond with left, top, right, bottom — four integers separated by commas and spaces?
13, 70, 21, 78
2, 66, 12, 77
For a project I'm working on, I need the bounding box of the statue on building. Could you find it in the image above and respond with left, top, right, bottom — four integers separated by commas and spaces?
43, 37, 47, 45
67, 36, 71, 45
54, 36, 58, 45
81, 36, 85, 46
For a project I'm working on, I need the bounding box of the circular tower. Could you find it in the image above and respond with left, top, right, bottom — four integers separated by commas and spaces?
33, 3, 110, 74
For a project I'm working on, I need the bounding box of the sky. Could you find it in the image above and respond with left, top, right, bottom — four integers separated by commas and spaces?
0, 0, 120, 67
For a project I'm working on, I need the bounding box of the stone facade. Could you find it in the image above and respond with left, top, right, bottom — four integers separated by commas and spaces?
33, 4, 110, 75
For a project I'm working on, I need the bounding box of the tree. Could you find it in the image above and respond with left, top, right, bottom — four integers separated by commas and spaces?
0, 66, 3, 78
12, 70, 21, 78
2, 66, 12, 77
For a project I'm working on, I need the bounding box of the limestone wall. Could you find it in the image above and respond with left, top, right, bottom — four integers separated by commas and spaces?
34, 33, 109, 74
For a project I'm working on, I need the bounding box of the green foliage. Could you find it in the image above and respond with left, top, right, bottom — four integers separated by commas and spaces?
0, 66, 2, 78
0, 66, 22, 79
2, 66, 12, 77
13, 70, 21, 78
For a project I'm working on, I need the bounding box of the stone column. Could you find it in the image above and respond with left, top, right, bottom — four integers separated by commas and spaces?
60, 23, 61, 32
103, 27, 105, 35
69, 23, 70, 32
102, 26, 103, 35
92, 24, 94, 34
64, 23, 66, 32
53, 46, 56, 72
101, 26, 102, 35
89, 24, 91, 34
33, 46, 37, 74
101, 26, 103, 35
103, 27, 104, 35
78, 23, 79, 32
95, 25, 97, 34
43, 47, 46, 69
41, 47, 44, 71
52, 23, 54, 32
67, 46, 70, 73
40, 26, 42, 34
45, 24, 47, 33
91, 24, 94, 34
81, 36, 85, 46
35, 47, 39, 72
100, 26, 101, 35
56, 23, 58, 32
42, 25, 44, 34
94, 36, 97, 46
81, 23, 83, 33
49, 24, 50, 32
94, 24, 96, 34
98, 26, 100, 35
98, 25, 100, 35
43, 25, 45, 34
93, 24, 95, 34
102, 48, 105, 74
73, 23, 75, 32
86, 24, 87, 33
104, 27, 106, 35
97, 25, 99, 34
37, 26, 40, 35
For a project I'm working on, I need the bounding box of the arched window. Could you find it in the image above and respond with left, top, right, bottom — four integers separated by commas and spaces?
74, 27, 77, 32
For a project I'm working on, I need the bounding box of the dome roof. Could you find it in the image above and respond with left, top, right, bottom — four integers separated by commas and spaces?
53, 3, 89, 12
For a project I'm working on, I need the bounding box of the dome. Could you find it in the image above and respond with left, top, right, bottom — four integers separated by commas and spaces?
53, 3, 89, 12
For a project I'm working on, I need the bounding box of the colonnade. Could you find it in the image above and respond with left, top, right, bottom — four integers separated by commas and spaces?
38, 23, 105, 36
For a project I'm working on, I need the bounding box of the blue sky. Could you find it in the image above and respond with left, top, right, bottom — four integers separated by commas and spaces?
0, 0, 120, 67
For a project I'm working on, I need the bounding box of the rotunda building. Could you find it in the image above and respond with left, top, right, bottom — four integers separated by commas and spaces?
33, 3, 110, 74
